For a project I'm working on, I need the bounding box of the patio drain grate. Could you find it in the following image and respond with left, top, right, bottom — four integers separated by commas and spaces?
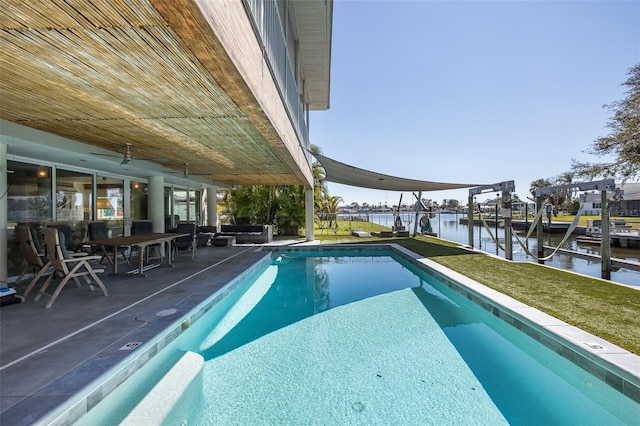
119, 342, 143, 351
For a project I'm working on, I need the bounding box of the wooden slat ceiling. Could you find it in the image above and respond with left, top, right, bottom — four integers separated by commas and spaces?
0, 0, 308, 186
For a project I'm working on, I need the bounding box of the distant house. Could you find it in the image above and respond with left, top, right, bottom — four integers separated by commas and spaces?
582, 183, 640, 217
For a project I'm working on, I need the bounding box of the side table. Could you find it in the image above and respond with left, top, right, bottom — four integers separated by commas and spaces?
212, 236, 236, 247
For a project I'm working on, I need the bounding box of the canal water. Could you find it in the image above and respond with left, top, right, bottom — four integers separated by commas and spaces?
341, 213, 640, 287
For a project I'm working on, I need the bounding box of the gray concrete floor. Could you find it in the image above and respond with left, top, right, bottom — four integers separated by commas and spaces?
0, 244, 274, 425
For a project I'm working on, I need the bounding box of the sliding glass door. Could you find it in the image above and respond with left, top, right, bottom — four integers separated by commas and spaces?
54, 168, 93, 250
96, 175, 124, 237
6, 161, 52, 277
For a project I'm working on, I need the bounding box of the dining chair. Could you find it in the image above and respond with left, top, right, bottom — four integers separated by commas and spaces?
87, 221, 131, 266
15, 226, 52, 298
44, 222, 78, 253
173, 222, 197, 259
131, 220, 163, 261
35, 227, 108, 308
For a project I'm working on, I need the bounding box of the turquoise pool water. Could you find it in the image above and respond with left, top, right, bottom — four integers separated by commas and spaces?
77, 250, 638, 425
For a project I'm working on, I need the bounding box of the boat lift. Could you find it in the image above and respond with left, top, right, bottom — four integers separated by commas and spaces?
411, 191, 431, 237
467, 180, 515, 260
534, 179, 618, 280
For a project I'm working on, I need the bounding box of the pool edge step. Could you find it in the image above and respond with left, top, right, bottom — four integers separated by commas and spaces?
121, 351, 204, 426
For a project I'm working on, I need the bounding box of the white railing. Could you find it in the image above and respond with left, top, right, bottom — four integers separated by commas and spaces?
243, 0, 310, 156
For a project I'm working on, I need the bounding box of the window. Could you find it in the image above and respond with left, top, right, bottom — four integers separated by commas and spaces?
7, 161, 52, 224
6, 161, 52, 277
55, 168, 93, 249
130, 180, 148, 221
97, 175, 124, 237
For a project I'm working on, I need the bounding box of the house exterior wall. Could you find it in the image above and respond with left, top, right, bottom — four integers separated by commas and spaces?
581, 183, 640, 217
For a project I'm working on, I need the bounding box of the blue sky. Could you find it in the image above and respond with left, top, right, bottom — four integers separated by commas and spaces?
310, 0, 639, 207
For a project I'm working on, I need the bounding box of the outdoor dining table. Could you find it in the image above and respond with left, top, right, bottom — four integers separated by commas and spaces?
87, 233, 189, 277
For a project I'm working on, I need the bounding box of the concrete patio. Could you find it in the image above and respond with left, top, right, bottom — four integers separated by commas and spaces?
0, 243, 279, 425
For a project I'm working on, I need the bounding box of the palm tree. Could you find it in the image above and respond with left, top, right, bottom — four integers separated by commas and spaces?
324, 195, 343, 230
550, 172, 574, 215
529, 174, 576, 216
275, 184, 305, 235
529, 178, 553, 202
310, 144, 329, 220
222, 144, 330, 235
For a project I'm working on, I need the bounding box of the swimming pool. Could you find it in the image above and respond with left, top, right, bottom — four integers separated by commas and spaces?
76, 246, 639, 425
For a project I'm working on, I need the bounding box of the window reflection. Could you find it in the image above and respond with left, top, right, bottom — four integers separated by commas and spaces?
130, 181, 148, 221
6, 161, 52, 277
55, 169, 92, 250
97, 176, 124, 238
7, 161, 52, 224
165, 187, 200, 229
173, 189, 201, 224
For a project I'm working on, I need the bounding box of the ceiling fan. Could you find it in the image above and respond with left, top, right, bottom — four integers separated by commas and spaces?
169, 162, 210, 178
91, 143, 168, 165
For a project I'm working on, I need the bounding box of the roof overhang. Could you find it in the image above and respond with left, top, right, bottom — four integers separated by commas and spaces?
0, 0, 332, 187
292, 0, 333, 110
312, 152, 482, 192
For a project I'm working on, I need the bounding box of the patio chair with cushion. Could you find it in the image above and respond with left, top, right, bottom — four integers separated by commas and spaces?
15, 225, 52, 299
45, 222, 79, 253
173, 222, 197, 259
87, 221, 131, 266
131, 220, 163, 261
35, 227, 107, 308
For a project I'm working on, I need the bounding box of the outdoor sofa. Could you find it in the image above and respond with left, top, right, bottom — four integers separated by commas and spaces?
217, 224, 273, 244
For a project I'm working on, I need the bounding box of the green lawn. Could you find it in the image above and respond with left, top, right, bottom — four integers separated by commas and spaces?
312, 222, 640, 354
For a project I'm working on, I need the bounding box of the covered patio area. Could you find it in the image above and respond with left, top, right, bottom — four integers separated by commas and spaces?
0, 243, 282, 425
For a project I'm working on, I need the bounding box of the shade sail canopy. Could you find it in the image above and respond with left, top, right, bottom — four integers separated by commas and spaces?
312, 152, 482, 192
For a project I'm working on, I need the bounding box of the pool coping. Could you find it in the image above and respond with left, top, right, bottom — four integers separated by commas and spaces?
270, 243, 640, 404
47, 243, 640, 424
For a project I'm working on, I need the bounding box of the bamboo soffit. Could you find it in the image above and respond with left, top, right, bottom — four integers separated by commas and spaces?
0, 0, 307, 186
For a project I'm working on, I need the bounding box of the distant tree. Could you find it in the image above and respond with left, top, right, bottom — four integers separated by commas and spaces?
550, 172, 574, 214
441, 199, 460, 211
529, 178, 552, 202
419, 198, 434, 210
529, 174, 575, 216
566, 199, 581, 215
571, 64, 640, 182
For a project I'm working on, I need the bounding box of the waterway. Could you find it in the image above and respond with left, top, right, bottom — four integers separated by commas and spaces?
339, 213, 640, 287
